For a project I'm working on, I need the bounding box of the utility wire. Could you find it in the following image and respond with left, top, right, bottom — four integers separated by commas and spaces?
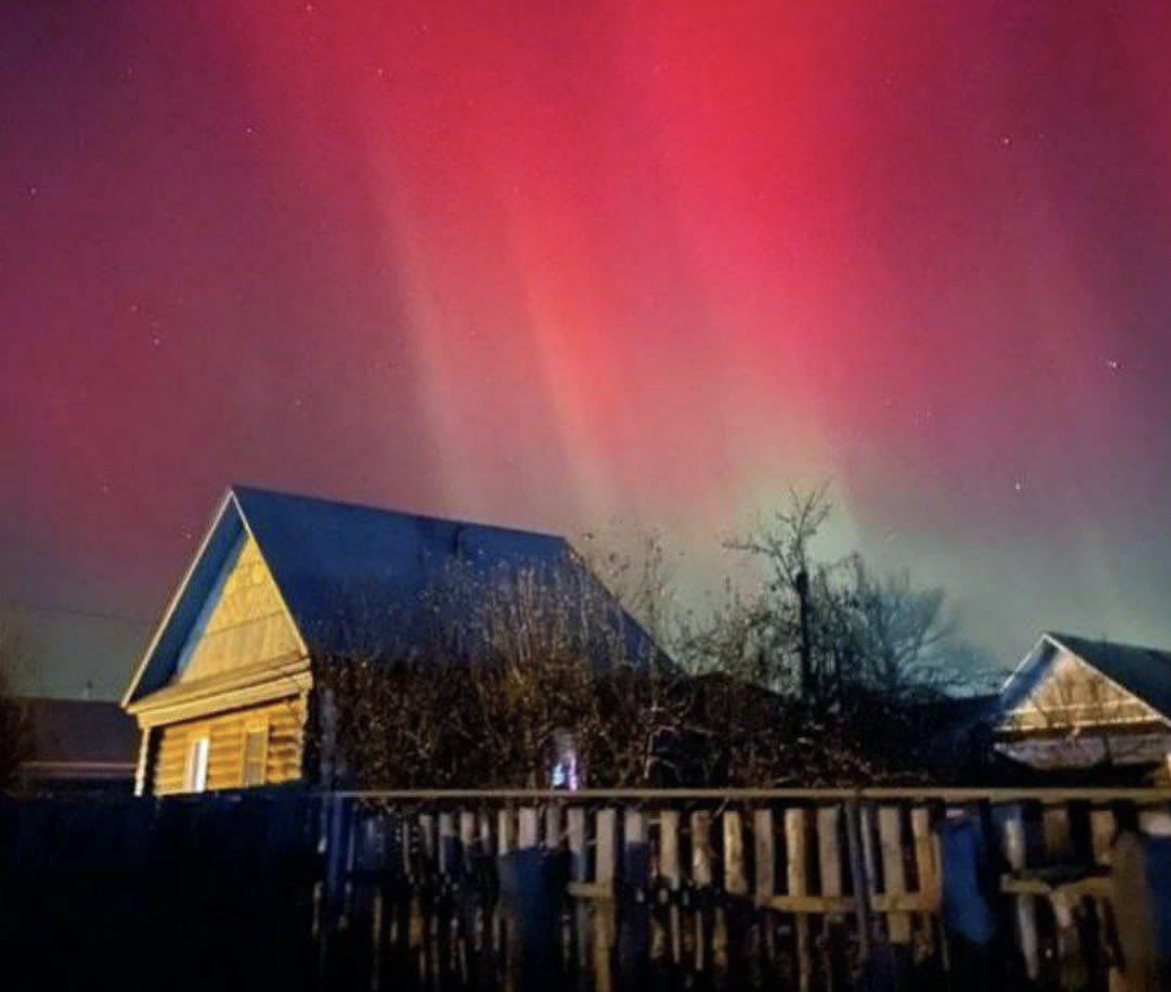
0, 597, 152, 627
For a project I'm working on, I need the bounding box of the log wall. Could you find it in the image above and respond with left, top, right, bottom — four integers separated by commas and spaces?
151, 695, 306, 794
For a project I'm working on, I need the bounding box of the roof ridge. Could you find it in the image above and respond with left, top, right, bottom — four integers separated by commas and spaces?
230, 483, 566, 544
1048, 630, 1171, 657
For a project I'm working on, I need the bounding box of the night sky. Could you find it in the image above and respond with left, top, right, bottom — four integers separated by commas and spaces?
4, 0, 1171, 698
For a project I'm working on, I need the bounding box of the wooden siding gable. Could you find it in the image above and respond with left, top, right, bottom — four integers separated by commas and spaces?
123, 490, 311, 711
999, 638, 1169, 736
174, 532, 304, 686
1000, 646, 1167, 734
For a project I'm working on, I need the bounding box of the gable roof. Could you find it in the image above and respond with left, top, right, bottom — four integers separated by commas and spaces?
999, 631, 1171, 725
124, 486, 661, 706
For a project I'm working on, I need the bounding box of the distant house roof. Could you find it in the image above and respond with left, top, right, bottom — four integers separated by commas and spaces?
18, 698, 138, 782
1000, 631, 1171, 724
124, 486, 662, 706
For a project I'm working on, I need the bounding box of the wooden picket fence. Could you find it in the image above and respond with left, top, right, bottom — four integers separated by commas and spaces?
314, 787, 1171, 991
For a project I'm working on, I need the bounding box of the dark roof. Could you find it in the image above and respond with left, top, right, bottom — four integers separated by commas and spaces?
1046, 631, 1171, 721
126, 486, 662, 704
19, 698, 138, 768
915, 692, 1001, 733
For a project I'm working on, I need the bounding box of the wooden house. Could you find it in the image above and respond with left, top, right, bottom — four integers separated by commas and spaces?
122, 486, 655, 796
994, 631, 1171, 779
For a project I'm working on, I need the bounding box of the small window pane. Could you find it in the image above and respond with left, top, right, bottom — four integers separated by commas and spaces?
186, 736, 209, 793
242, 727, 269, 786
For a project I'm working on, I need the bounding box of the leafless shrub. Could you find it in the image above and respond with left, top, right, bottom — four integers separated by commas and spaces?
313, 556, 688, 789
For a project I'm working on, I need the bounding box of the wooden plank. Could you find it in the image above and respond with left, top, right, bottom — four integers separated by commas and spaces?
455, 809, 476, 981
784, 807, 813, 992
1087, 807, 1123, 992
622, 808, 650, 988
518, 807, 540, 850
878, 806, 911, 943
1042, 802, 1074, 862
711, 810, 743, 987
723, 809, 748, 896
1138, 804, 1171, 837
418, 812, 439, 988
545, 803, 563, 850
1001, 805, 1040, 983
459, 810, 477, 869
498, 808, 516, 855
496, 808, 515, 970
567, 806, 592, 992
844, 800, 872, 963
1113, 830, 1161, 992
816, 805, 844, 909
754, 809, 776, 901
438, 812, 456, 874
816, 804, 849, 991
1090, 808, 1116, 865
690, 810, 713, 977
659, 810, 683, 968
760, 894, 864, 914
594, 808, 617, 992
910, 805, 940, 963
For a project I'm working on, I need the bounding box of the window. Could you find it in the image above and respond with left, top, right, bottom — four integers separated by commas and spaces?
185, 735, 210, 793
242, 725, 269, 786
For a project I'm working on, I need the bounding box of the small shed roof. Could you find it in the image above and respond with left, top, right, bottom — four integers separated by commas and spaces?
124, 486, 661, 706
19, 697, 138, 771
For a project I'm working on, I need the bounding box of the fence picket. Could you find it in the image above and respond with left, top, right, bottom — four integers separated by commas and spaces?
784, 807, 813, 992
658, 809, 682, 969
690, 809, 713, 978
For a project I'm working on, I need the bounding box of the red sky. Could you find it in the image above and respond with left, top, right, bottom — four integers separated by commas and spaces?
3, 0, 1171, 696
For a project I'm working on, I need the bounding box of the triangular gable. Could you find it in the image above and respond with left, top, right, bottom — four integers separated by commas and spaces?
173, 531, 303, 684
122, 492, 308, 707
998, 634, 1170, 734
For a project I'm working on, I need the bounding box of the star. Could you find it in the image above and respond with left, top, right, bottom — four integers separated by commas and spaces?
1013, 480, 1024, 493
1106, 358, 1121, 372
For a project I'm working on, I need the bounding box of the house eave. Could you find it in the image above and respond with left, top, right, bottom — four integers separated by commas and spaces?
128, 653, 313, 727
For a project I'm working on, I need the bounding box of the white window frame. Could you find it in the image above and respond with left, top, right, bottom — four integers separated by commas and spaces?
185, 735, 210, 793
